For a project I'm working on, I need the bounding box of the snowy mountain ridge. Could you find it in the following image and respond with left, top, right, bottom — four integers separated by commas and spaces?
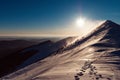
2, 20, 120, 80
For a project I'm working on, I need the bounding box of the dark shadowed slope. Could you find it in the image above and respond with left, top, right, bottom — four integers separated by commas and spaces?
0, 37, 78, 77
0, 40, 38, 59
0, 40, 54, 77
1, 20, 120, 80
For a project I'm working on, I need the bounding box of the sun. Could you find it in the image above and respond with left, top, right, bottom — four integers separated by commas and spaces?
76, 18, 85, 27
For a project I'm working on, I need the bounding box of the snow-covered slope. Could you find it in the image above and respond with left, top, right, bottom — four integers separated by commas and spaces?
2, 20, 120, 80
16, 36, 79, 69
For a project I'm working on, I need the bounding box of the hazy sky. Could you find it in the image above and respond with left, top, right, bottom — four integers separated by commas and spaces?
0, 0, 120, 37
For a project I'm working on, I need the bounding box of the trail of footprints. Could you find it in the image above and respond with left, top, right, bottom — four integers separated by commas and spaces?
74, 61, 112, 80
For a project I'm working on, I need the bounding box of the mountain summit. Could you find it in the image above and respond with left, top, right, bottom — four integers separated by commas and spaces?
65, 20, 120, 51
2, 20, 120, 80
91, 20, 120, 47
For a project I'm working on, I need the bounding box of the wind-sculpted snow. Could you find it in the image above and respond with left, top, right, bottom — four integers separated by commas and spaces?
16, 37, 79, 69
1, 20, 120, 80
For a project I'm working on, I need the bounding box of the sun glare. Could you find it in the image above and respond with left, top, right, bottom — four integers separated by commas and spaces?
76, 18, 85, 27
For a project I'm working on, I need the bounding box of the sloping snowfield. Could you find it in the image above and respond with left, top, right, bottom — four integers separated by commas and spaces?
1, 20, 120, 80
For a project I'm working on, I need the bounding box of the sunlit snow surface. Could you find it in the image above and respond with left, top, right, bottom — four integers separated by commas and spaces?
1, 20, 120, 80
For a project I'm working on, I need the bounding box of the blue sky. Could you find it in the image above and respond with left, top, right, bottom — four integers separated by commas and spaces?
0, 0, 120, 36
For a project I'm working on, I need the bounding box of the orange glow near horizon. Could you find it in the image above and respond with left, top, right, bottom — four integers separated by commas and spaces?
0, 18, 105, 37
